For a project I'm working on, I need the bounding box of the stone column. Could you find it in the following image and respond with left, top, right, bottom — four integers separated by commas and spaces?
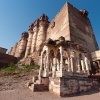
52, 52, 57, 77
43, 55, 46, 69
59, 46, 64, 71
43, 47, 50, 77
70, 57, 74, 72
70, 51, 75, 72
84, 57, 91, 71
31, 19, 39, 53
81, 53, 86, 73
67, 48, 72, 72
25, 31, 33, 58
36, 14, 49, 51
38, 51, 43, 77
76, 52, 81, 72
54, 52, 57, 71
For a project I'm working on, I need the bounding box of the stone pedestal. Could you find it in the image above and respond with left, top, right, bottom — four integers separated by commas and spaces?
49, 77, 99, 97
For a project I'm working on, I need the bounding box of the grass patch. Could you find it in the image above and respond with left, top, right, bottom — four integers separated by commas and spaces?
23, 64, 40, 71
0, 63, 40, 76
1, 63, 17, 74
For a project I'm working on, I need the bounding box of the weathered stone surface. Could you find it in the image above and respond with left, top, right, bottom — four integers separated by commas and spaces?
49, 77, 99, 97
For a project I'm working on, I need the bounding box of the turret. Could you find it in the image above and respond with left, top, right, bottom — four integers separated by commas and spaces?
36, 14, 49, 51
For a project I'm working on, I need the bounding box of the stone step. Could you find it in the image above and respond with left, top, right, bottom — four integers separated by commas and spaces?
28, 77, 49, 92
29, 83, 49, 92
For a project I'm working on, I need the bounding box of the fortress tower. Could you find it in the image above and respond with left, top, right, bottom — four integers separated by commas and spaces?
9, 2, 98, 61
46, 2, 98, 52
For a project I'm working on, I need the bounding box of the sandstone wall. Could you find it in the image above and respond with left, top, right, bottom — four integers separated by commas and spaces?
46, 3, 70, 41
49, 77, 99, 97
68, 3, 99, 52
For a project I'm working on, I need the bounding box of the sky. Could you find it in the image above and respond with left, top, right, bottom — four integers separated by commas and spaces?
0, 0, 100, 52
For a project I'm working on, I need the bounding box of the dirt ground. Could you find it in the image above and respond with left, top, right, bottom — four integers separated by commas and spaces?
0, 71, 100, 100
0, 88, 100, 100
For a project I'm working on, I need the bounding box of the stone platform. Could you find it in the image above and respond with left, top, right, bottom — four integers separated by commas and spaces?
28, 75, 99, 97
49, 77, 99, 97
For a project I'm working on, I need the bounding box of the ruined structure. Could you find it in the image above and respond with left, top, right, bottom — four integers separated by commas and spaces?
0, 47, 17, 67
8, 2, 99, 96
0, 47, 7, 54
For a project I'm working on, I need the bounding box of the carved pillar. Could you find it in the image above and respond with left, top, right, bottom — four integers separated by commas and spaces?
84, 57, 91, 71
52, 52, 57, 77
43, 47, 50, 77
67, 48, 72, 72
43, 55, 46, 69
70, 51, 75, 72
36, 14, 49, 51
25, 31, 33, 58
81, 53, 86, 72
38, 51, 43, 77
76, 52, 81, 72
31, 19, 39, 53
54, 52, 57, 71
45, 48, 50, 76
59, 46, 64, 71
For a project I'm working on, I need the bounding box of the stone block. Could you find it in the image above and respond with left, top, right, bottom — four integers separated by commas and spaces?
41, 77, 49, 85
29, 83, 49, 92
49, 77, 99, 97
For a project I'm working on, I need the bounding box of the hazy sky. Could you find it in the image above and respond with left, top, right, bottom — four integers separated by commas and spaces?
0, 0, 100, 52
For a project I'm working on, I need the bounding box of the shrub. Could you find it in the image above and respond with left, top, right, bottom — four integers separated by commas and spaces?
1, 63, 17, 74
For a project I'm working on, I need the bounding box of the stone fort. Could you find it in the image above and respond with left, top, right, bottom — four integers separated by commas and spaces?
8, 2, 100, 96
8, 2, 98, 59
